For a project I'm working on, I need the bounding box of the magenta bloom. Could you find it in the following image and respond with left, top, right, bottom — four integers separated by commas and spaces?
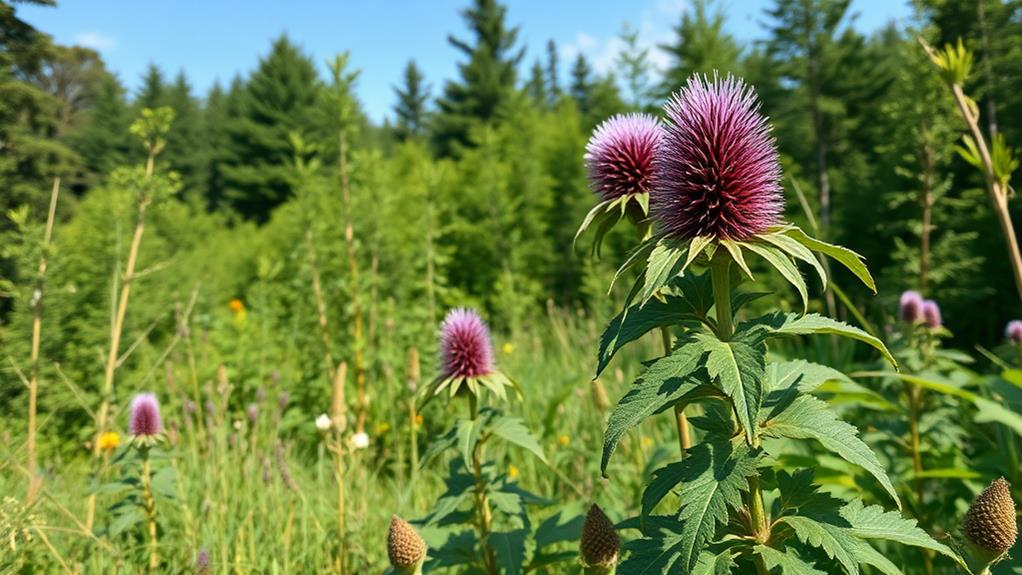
1006, 320, 1022, 344
652, 74, 783, 241
922, 300, 942, 329
439, 308, 495, 378
585, 114, 662, 202
899, 290, 924, 323
129, 392, 163, 437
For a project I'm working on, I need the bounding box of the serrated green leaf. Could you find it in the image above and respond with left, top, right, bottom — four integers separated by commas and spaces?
762, 395, 900, 508
596, 296, 698, 376
755, 545, 827, 575
420, 424, 459, 467
489, 415, 547, 464
839, 499, 965, 568
747, 313, 896, 368
778, 516, 860, 575
641, 439, 760, 527
574, 198, 617, 247
692, 547, 737, 575
783, 227, 875, 293
641, 238, 690, 305
759, 232, 827, 291
694, 329, 767, 443
642, 440, 761, 573
742, 242, 808, 313
458, 416, 488, 468
601, 338, 715, 474
762, 360, 852, 421
108, 506, 144, 536
619, 529, 687, 575
489, 529, 532, 575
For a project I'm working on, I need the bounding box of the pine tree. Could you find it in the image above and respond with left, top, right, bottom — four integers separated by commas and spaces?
525, 59, 546, 105
616, 22, 654, 111
432, 0, 523, 156
220, 35, 322, 219
164, 70, 204, 197
569, 54, 624, 126
569, 53, 593, 116
69, 71, 132, 182
545, 39, 560, 103
659, 0, 742, 97
393, 60, 430, 142
135, 63, 166, 110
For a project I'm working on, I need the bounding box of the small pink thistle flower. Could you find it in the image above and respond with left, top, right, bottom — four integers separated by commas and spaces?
652, 74, 783, 241
129, 392, 163, 437
1006, 320, 1022, 345
439, 308, 495, 379
899, 290, 924, 323
585, 114, 662, 202
922, 300, 942, 329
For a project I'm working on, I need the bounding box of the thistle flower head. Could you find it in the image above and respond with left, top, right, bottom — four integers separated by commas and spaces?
246, 403, 259, 424
922, 299, 942, 329
129, 393, 163, 437
899, 290, 924, 323
387, 515, 427, 570
964, 477, 1017, 562
194, 548, 211, 574
1006, 320, 1022, 345
439, 308, 495, 379
585, 113, 662, 202
580, 504, 620, 569
652, 74, 783, 241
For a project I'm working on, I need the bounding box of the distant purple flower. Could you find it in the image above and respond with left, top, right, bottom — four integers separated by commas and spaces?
899, 290, 924, 323
277, 391, 290, 411
585, 114, 662, 202
652, 74, 783, 241
129, 393, 162, 437
255, 387, 266, 403
184, 400, 197, 415
439, 308, 495, 379
246, 403, 259, 423
1006, 320, 1022, 344
194, 548, 210, 574
922, 300, 942, 329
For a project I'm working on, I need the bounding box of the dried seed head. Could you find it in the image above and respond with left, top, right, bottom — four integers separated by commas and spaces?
387, 515, 427, 569
965, 477, 1017, 557
580, 504, 620, 568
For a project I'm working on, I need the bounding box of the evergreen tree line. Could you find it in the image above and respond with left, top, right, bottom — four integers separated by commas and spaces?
3, 0, 1022, 402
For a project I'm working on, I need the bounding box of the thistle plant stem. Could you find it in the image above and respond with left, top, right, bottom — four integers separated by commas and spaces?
908, 383, 925, 506
661, 326, 691, 456
26, 176, 60, 503
468, 395, 497, 575
140, 446, 159, 571
333, 435, 347, 575
712, 249, 771, 570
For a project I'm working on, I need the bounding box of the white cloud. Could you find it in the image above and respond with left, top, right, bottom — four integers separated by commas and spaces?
560, 0, 685, 82
74, 31, 117, 51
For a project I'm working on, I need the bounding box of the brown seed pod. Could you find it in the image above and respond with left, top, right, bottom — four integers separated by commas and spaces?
580, 504, 620, 568
387, 515, 427, 569
964, 477, 1018, 556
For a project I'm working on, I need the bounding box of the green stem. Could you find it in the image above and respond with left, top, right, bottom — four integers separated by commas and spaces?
140, 446, 159, 571
467, 394, 495, 575
584, 566, 617, 575
661, 326, 691, 456
710, 250, 733, 340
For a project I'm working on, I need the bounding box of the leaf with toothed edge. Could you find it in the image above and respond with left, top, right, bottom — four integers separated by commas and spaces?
742, 241, 809, 313
782, 226, 876, 293
692, 328, 768, 444
743, 312, 896, 368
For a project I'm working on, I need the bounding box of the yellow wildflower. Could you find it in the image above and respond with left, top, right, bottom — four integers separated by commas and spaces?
508, 464, 519, 480
98, 431, 120, 452
502, 342, 514, 355
414, 414, 424, 428
558, 434, 570, 447
375, 421, 392, 435
228, 298, 245, 313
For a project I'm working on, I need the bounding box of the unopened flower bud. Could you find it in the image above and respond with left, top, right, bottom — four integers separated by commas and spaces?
964, 477, 1017, 572
387, 515, 427, 572
580, 504, 619, 570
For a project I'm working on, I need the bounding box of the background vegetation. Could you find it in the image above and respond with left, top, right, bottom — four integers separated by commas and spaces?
3, 0, 1022, 572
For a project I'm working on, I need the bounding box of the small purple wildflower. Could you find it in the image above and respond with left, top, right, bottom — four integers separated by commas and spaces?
899, 290, 924, 323
277, 391, 290, 411
246, 403, 259, 424
585, 113, 662, 202
1006, 320, 1022, 345
194, 548, 210, 574
652, 74, 783, 241
255, 387, 266, 403
129, 393, 162, 437
922, 300, 942, 329
439, 308, 495, 379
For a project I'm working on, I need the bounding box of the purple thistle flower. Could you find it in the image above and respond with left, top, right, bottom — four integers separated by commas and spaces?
439, 308, 495, 379
246, 403, 259, 423
194, 548, 210, 574
129, 392, 163, 437
652, 74, 783, 241
1006, 320, 1022, 345
585, 113, 662, 202
899, 290, 924, 323
922, 300, 942, 329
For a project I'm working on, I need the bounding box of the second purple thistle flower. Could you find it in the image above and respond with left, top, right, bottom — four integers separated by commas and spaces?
585, 113, 662, 202
652, 74, 784, 241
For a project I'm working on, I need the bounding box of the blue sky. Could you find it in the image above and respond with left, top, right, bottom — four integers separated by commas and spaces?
21, 0, 914, 123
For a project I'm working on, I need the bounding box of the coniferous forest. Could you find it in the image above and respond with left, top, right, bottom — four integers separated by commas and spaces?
5, 0, 1022, 572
